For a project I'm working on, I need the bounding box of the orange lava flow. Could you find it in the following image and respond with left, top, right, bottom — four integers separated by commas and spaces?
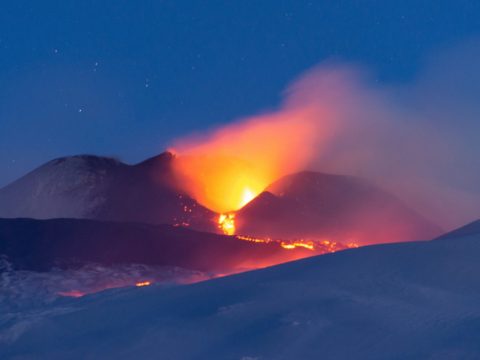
135, 281, 151, 287
280, 242, 315, 250
236, 235, 358, 254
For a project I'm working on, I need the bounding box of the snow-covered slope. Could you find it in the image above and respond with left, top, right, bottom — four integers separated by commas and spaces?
2, 221, 480, 359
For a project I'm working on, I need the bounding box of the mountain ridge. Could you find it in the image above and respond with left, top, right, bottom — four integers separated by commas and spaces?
0, 152, 443, 244
237, 171, 442, 244
0, 152, 216, 231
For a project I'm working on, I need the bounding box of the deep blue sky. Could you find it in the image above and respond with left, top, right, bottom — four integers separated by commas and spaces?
1, 0, 479, 186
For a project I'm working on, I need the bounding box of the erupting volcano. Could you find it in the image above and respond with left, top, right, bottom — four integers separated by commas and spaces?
169, 107, 319, 214
0, 60, 457, 301
0, 149, 442, 294
166, 93, 442, 247
3, 3, 480, 358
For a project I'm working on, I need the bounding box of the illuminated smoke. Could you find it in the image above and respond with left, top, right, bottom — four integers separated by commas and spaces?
170, 107, 319, 213
171, 40, 480, 230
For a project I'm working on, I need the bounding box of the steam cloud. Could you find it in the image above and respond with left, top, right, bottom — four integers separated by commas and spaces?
171, 40, 480, 229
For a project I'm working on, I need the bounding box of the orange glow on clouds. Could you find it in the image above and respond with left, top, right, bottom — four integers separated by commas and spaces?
170, 107, 320, 213
166, 62, 480, 234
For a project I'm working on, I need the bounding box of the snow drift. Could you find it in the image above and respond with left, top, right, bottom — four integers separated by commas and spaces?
2, 220, 480, 359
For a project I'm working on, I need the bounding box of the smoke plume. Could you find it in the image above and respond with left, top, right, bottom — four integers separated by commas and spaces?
171, 40, 480, 229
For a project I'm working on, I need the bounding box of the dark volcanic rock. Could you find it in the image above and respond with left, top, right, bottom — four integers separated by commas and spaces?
0, 218, 299, 273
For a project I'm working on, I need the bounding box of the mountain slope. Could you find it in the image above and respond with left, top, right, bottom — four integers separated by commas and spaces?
0, 153, 216, 231
236, 171, 442, 244
1, 221, 479, 359
0, 155, 442, 243
435, 219, 480, 240
0, 218, 315, 273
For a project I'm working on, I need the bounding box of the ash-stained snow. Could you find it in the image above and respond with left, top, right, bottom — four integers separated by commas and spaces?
2, 223, 480, 359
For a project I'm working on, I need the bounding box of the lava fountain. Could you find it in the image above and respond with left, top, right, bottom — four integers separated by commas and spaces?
170, 107, 321, 214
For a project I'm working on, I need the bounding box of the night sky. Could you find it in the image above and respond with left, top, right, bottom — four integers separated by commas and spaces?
1, 0, 479, 186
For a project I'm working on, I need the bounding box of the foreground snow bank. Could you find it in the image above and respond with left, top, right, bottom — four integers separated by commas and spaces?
2, 221, 480, 359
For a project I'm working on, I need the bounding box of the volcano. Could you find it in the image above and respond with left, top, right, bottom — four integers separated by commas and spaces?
0, 152, 216, 232
235, 171, 442, 244
0, 153, 442, 244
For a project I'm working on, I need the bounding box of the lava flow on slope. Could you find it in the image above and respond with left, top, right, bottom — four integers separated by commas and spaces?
217, 208, 359, 254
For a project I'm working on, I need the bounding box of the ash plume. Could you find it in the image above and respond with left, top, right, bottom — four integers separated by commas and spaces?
171, 40, 480, 230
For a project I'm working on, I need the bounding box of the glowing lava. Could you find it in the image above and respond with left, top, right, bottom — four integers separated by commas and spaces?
171, 153, 267, 213
241, 187, 255, 208
216, 188, 254, 235
280, 242, 315, 250
236, 235, 359, 253
218, 213, 236, 235
135, 281, 151, 287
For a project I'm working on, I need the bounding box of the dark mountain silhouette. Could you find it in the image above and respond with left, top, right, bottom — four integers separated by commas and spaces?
0, 154, 442, 244
0, 152, 216, 232
235, 171, 442, 244
0, 218, 312, 273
